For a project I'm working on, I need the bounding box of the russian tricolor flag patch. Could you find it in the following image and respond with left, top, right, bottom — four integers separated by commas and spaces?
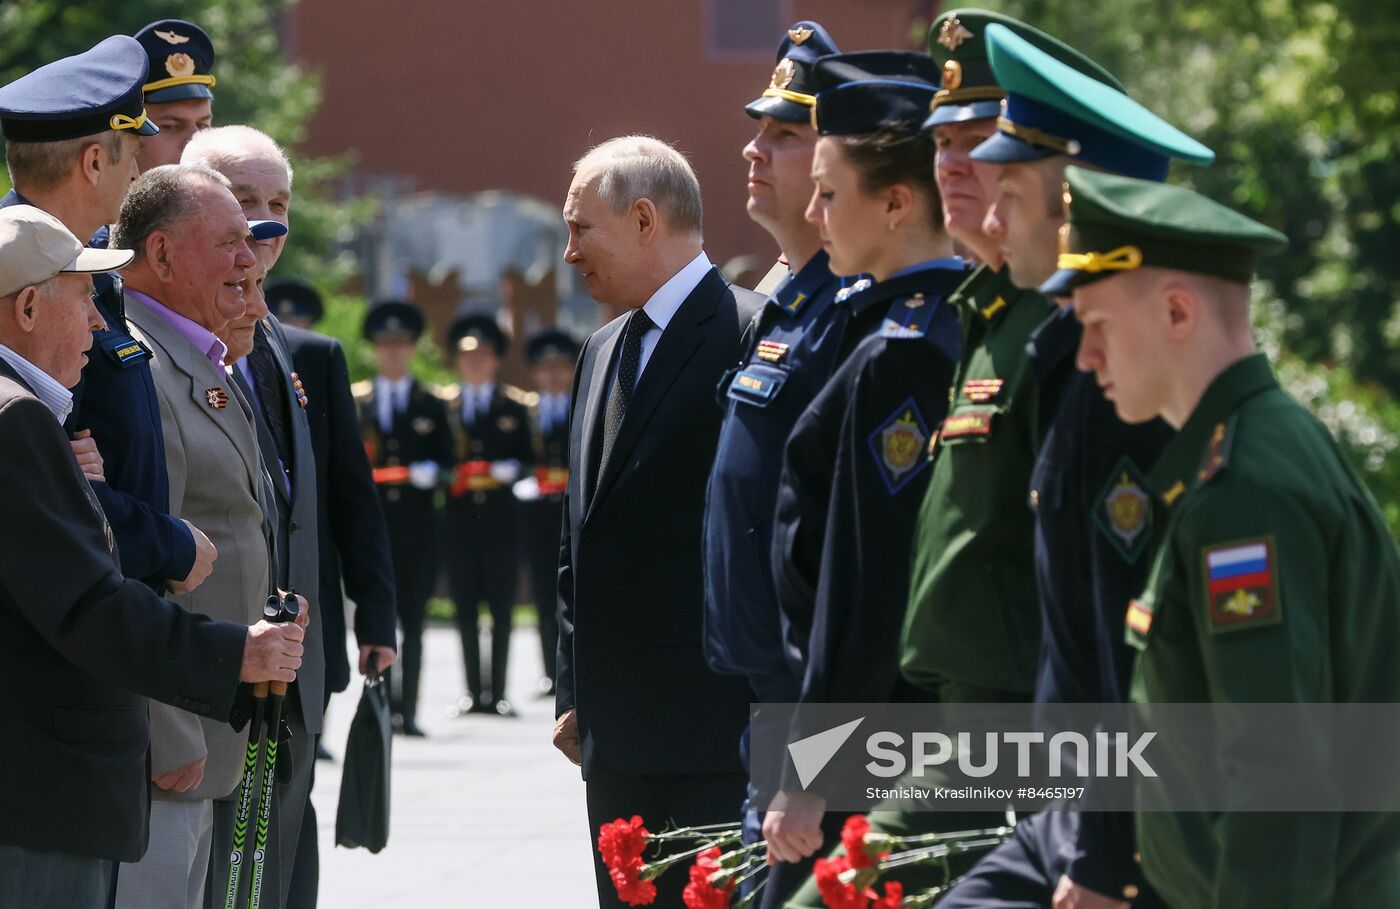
1203, 537, 1280, 632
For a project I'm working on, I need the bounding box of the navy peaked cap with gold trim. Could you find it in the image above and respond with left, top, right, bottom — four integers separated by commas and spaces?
363, 300, 424, 343
812, 51, 939, 136
746, 21, 840, 123
135, 20, 216, 103
0, 36, 160, 142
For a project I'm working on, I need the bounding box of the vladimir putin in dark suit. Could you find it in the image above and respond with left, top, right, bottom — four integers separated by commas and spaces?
0, 206, 305, 907
553, 136, 762, 908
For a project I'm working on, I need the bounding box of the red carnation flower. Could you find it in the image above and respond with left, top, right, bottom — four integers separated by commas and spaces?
610, 861, 658, 906
840, 815, 889, 869
813, 855, 865, 909
598, 815, 650, 869
871, 880, 903, 908
681, 846, 735, 909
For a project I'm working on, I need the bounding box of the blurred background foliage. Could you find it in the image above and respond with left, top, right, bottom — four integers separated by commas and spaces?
2, 0, 1398, 529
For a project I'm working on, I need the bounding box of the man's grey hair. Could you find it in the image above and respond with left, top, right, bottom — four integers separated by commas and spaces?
573, 135, 702, 236
182, 125, 294, 185
112, 164, 231, 260
5, 132, 123, 193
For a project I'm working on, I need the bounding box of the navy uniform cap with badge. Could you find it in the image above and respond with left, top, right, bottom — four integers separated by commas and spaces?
0, 39, 223, 596
265, 276, 324, 328
441, 312, 533, 715
353, 299, 450, 734
134, 19, 216, 104
769, 51, 970, 715
702, 21, 852, 705
1053, 168, 1400, 909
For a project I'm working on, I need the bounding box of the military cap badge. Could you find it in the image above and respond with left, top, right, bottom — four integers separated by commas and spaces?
938, 17, 974, 50
788, 26, 814, 45
154, 29, 190, 45
771, 58, 796, 91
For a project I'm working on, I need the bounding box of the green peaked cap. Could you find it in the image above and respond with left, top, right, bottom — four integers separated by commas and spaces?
973, 23, 1214, 181
924, 8, 1122, 128
1041, 166, 1289, 295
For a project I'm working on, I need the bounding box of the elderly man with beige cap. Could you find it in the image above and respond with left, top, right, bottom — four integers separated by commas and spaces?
0, 205, 307, 908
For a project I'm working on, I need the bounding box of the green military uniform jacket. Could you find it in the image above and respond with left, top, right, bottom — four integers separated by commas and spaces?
1129, 354, 1400, 908
899, 264, 1056, 699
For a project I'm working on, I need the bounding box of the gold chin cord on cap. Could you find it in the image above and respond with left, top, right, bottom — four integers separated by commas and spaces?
1058, 245, 1144, 273
108, 110, 150, 132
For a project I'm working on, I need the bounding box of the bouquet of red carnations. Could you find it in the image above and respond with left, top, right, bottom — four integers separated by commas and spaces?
597, 814, 1013, 908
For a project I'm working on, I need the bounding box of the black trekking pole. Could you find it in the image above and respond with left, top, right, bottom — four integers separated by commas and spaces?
223, 593, 289, 909
247, 590, 300, 909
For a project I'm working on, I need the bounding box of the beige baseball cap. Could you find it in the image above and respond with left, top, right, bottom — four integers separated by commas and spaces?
0, 204, 134, 298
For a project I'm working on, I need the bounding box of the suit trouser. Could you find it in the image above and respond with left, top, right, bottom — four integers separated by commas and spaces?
383, 493, 437, 723
113, 798, 212, 909
0, 843, 114, 909
445, 494, 517, 703
584, 762, 747, 909
525, 497, 563, 684
204, 689, 316, 909
285, 685, 334, 909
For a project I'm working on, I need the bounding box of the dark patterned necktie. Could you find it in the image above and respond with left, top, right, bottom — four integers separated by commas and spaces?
249, 328, 294, 476
598, 308, 654, 477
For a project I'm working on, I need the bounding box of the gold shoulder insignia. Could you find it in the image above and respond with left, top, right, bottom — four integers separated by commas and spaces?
351, 379, 373, 399
1195, 416, 1238, 487
937, 17, 974, 50
435, 382, 461, 404
503, 384, 535, 406
788, 27, 814, 45
154, 29, 190, 45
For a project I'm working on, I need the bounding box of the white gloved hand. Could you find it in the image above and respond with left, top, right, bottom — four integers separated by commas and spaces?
512, 475, 541, 502
490, 459, 521, 484
408, 461, 440, 490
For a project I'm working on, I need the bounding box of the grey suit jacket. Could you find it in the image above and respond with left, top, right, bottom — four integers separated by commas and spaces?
235, 315, 324, 733
127, 293, 275, 801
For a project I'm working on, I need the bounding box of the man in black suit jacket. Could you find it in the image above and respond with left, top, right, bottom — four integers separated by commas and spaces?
284, 321, 398, 697
553, 136, 762, 909
0, 203, 304, 907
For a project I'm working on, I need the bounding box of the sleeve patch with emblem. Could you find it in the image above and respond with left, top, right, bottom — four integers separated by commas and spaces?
867, 398, 930, 495
1094, 456, 1152, 563
1202, 537, 1280, 633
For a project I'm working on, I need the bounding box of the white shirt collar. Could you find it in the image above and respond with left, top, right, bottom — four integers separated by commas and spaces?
0, 344, 73, 424
640, 251, 711, 332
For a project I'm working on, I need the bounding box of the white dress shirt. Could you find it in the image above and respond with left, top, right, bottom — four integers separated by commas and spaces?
0, 344, 73, 424
374, 375, 412, 433
461, 381, 495, 424
634, 251, 712, 380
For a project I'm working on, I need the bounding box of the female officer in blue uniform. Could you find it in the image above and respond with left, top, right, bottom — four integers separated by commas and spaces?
763, 51, 968, 863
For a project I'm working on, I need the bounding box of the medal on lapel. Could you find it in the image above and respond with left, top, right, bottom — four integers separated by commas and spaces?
291, 371, 309, 409
205, 387, 229, 409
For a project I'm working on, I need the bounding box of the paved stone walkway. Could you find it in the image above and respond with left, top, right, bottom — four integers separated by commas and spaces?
311, 625, 599, 908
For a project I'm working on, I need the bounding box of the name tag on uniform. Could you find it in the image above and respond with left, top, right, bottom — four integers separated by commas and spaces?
99, 334, 151, 368
939, 410, 993, 439
726, 363, 788, 407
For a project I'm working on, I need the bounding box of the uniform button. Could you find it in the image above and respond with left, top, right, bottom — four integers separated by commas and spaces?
1133, 852, 1142, 864
387, 488, 402, 504
289, 521, 299, 532
387, 456, 401, 466
1123, 885, 1139, 899
1029, 489, 1040, 508
387, 439, 399, 451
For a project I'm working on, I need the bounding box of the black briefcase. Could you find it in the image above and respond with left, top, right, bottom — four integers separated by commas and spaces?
335, 667, 392, 852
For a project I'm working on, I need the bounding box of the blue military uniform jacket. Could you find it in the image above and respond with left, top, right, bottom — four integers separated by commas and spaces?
774, 260, 966, 704
1026, 306, 1173, 898
702, 251, 844, 702
0, 190, 194, 589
